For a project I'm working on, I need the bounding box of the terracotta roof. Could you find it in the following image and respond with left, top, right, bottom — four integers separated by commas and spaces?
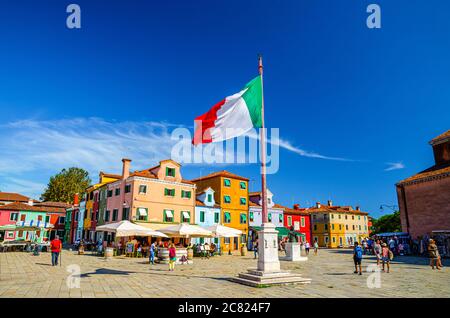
249, 192, 261, 197
35, 201, 72, 209
195, 199, 220, 208
430, 129, 450, 145
191, 170, 249, 182
129, 168, 194, 185
99, 172, 122, 180
0, 202, 66, 213
306, 202, 369, 215
0, 192, 30, 202
397, 162, 450, 185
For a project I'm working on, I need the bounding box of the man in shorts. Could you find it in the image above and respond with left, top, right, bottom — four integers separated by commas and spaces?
353, 242, 363, 275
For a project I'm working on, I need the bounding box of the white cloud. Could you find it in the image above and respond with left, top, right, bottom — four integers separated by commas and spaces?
0, 117, 355, 198
384, 162, 405, 171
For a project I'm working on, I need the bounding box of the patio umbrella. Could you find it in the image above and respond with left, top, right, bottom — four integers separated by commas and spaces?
95, 220, 168, 238
159, 223, 213, 238
205, 224, 242, 238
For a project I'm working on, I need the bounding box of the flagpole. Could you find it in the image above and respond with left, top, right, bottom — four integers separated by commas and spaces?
258, 55, 268, 224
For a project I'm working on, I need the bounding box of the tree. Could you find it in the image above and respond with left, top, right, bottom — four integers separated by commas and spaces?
371, 211, 401, 234
41, 167, 91, 204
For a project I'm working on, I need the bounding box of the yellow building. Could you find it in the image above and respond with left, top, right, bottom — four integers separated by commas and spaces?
191, 171, 249, 253
83, 172, 121, 240
310, 201, 370, 248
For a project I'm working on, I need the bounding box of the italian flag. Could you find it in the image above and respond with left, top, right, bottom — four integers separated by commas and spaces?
193, 76, 263, 145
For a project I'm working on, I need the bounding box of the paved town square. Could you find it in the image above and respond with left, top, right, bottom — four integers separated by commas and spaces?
0, 249, 448, 298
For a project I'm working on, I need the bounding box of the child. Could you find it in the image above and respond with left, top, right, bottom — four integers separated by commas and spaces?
168, 243, 177, 271
353, 242, 363, 275
381, 243, 391, 273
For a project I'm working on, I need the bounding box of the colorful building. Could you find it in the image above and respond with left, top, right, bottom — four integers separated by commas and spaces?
309, 201, 370, 248
99, 159, 196, 244
396, 129, 450, 239
83, 172, 121, 241
0, 202, 58, 243
0, 192, 32, 206
283, 204, 312, 243
34, 201, 71, 240
247, 189, 286, 249
191, 187, 221, 248
191, 171, 249, 253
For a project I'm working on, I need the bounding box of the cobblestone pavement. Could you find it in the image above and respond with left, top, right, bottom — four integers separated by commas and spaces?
0, 248, 448, 298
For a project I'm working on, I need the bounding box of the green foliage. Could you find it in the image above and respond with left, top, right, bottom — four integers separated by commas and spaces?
41, 167, 91, 204
371, 211, 401, 234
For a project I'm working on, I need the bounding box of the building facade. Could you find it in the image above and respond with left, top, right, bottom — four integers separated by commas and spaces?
309, 201, 370, 248
191, 171, 249, 253
191, 187, 221, 248
283, 204, 311, 243
396, 130, 450, 239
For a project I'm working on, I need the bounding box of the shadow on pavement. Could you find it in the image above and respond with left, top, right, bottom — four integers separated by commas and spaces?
80, 268, 136, 277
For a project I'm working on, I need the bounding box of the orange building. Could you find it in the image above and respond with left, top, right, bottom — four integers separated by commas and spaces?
191, 171, 249, 253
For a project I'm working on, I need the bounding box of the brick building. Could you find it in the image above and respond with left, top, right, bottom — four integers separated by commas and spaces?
396, 130, 450, 239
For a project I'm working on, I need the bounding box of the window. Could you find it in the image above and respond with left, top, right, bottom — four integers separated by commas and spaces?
58, 216, 66, 224
214, 212, 219, 223
339, 224, 342, 230
38, 215, 43, 221
352, 215, 355, 220
95, 211, 99, 221
115, 188, 120, 196
112, 209, 118, 221
268, 213, 272, 222
352, 225, 355, 230
346, 225, 349, 230
358, 215, 361, 220
181, 190, 191, 199
365, 225, 367, 230
332, 237, 336, 243
267, 198, 271, 205
332, 224, 335, 230
331, 214, 334, 219
223, 179, 231, 187
125, 184, 131, 193
324, 224, 328, 230
364, 216, 367, 221
240, 197, 246, 205
207, 194, 212, 202
301, 217, 305, 227
287, 216, 292, 226
9, 213, 18, 221
224, 237, 230, 244
181, 211, 190, 223
359, 225, 361, 230
338, 214, 341, 219
20, 214, 26, 221
249, 211, 254, 221
164, 188, 175, 196
279, 214, 283, 223
224, 212, 231, 223
223, 195, 231, 203
107, 190, 113, 197
240, 213, 247, 224
325, 237, 329, 244
239, 181, 246, 189
139, 185, 147, 194
313, 224, 317, 231
200, 211, 205, 223
345, 215, 348, 220
166, 167, 176, 177
313, 215, 317, 220
105, 210, 110, 222
45, 216, 50, 223
122, 208, 130, 220
164, 210, 174, 222
137, 208, 147, 221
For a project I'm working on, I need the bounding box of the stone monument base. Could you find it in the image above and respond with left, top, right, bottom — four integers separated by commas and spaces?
282, 242, 308, 262
230, 268, 311, 287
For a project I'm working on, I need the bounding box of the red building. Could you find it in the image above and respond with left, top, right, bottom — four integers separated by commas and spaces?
396, 130, 450, 239
283, 204, 312, 243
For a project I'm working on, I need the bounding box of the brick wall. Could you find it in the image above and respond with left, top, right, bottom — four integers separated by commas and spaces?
396, 176, 450, 239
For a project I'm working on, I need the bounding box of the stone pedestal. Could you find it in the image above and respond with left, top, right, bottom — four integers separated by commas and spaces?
283, 242, 308, 262
231, 223, 311, 287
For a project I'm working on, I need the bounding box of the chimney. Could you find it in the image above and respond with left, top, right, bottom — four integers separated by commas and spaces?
122, 158, 132, 179
355, 206, 360, 211
316, 202, 321, 209
28, 199, 34, 206
293, 204, 300, 210
74, 193, 79, 206
327, 200, 333, 207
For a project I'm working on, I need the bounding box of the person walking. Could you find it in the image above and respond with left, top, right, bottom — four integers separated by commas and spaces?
381, 243, 391, 273
373, 239, 382, 266
168, 243, 177, 271
149, 242, 156, 265
313, 240, 319, 255
428, 239, 441, 270
304, 241, 310, 255
253, 240, 258, 259
353, 242, 363, 275
50, 235, 62, 266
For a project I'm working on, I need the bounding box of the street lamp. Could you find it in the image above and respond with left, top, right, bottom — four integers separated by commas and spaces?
379, 204, 398, 212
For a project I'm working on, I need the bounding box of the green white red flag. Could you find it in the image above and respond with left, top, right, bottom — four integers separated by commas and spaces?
192, 76, 263, 145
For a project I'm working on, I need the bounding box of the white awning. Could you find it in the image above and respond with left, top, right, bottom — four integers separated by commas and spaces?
138, 208, 147, 216
165, 210, 173, 218
182, 211, 190, 219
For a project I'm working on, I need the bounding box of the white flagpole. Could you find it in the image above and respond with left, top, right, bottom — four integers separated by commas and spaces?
258, 55, 268, 224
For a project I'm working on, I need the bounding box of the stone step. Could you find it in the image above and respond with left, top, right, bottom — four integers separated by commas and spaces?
246, 269, 292, 276
239, 272, 296, 280
230, 276, 311, 288
238, 272, 311, 284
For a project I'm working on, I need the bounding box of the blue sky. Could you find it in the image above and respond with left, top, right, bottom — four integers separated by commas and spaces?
0, 0, 449, 218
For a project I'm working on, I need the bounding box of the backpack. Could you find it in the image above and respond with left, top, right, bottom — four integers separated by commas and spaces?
355, 246, 363, 259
